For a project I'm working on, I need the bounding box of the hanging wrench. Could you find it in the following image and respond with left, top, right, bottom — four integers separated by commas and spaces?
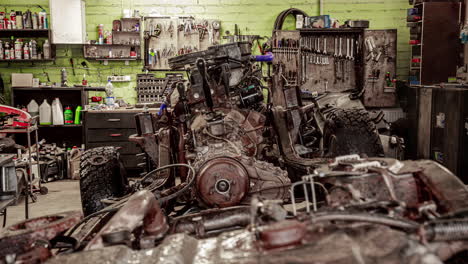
338, 38, 343, 58
346, 38, 350, 60
350, 39, 354, 61
316, 38, 321, 54
334, 37, 338, 57
323, 37, 327, 55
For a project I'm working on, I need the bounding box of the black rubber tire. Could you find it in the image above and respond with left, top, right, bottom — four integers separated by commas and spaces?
323, 109, 384, 158
79, 147, 128, 216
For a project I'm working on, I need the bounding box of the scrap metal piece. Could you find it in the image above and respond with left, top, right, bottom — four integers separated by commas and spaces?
85, 190, 169, 250
0, 211, 82, 256
259, 220, 306, 250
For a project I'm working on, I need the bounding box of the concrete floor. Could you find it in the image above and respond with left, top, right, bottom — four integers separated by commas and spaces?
2, 180, 82, 229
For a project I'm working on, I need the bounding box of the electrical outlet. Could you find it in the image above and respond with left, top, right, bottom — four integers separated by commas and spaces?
108, 75, 132, 82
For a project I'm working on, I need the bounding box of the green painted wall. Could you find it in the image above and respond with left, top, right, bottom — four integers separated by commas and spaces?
0, 0, 410, 105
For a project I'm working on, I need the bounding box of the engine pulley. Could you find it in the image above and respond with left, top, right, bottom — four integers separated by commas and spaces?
196, 157, 249, 207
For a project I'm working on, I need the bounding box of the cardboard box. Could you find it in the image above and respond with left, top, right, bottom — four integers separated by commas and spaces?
11, 73, 33, 87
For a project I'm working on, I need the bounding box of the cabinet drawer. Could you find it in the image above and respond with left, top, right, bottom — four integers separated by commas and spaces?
85, 113, 136, 129
86, 142, 142, 155
87, 129, 136, 143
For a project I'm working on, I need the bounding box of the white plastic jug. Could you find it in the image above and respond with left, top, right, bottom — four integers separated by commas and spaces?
27, 99, 39, 117
52, 98, 64, 125
39, 99, 52, 125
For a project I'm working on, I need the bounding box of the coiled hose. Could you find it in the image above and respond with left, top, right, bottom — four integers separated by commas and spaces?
274, 8, 308, 30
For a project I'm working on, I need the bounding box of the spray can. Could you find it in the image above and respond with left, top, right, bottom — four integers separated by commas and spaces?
61, 68, 67, 87
43, 40, 50, 59
98, 24, 104, 44
23, 10, 32, 29
15, 11, 23, 29
32, 12, 38, 29
31, 40, 37, 59
23, 42, 29, 59
9, 10, 16, 29
0, 12, 5, 29
39, 9, 46, 29
14, 39, 22, 59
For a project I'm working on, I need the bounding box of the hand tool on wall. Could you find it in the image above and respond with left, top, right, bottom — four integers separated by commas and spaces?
70, 58, 76, 76
81, 61, 90, 76
334, 37, 338, 57
338, 38, 343, 58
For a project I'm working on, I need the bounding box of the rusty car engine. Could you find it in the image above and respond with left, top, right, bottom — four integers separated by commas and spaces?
130, 42, 290, 209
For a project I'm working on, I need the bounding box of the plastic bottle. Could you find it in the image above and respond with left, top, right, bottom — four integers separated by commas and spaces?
14, 39, 22, 60
64, 106, 73, 124
74, 106, 82, 124
105, 78, 114, 97
75, 106, 83, 125
27, 99, 39, 117
23, 42, 29, 59
29, 39, 39, 59
52, 98, 64, 125
39, 99, 52, 125
43, 39, 50, 59
39, 9, 47, 29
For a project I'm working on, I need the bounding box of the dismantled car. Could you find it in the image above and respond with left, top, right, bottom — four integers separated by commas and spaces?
1, 43, 467, 264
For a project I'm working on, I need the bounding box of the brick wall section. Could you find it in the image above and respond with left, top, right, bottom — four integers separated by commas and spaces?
0, 0, 410, 105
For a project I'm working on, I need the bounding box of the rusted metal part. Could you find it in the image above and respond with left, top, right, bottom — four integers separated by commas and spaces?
170, 206, 251, 237
415, 160, 468, 215
85, 190, 168, 250
196, 157, 250, 208
46, 224, 448, 264
129, 133, 159, 165
259, 220, 306, 250
177, 123, 188, 181
15, 246, 51, 264
0, 211, 82, 256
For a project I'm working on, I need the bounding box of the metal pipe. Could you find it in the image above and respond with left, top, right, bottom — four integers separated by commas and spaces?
310, 212, 419, 230
171, 207, 250, 237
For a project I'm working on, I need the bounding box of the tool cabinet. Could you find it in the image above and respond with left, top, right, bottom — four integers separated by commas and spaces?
83, 109, 155, 175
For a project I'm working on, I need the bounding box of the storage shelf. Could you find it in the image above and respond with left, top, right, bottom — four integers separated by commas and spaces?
112, 30, 140, 34
38, 124, 82, 128
12, 87, 83, 91
299, 28, 364, 34
86, 57, 140, 61
0, 29, 50, 38
0, 59, 55, 62
84, 43, 139, 47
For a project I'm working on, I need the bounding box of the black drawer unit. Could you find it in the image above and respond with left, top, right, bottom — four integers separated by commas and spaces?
83, 110, 147, 175
408, 84, 468, 183
430, 85, 468, 182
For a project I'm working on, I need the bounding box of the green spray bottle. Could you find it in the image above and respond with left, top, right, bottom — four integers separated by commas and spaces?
74, 106, 82, 125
